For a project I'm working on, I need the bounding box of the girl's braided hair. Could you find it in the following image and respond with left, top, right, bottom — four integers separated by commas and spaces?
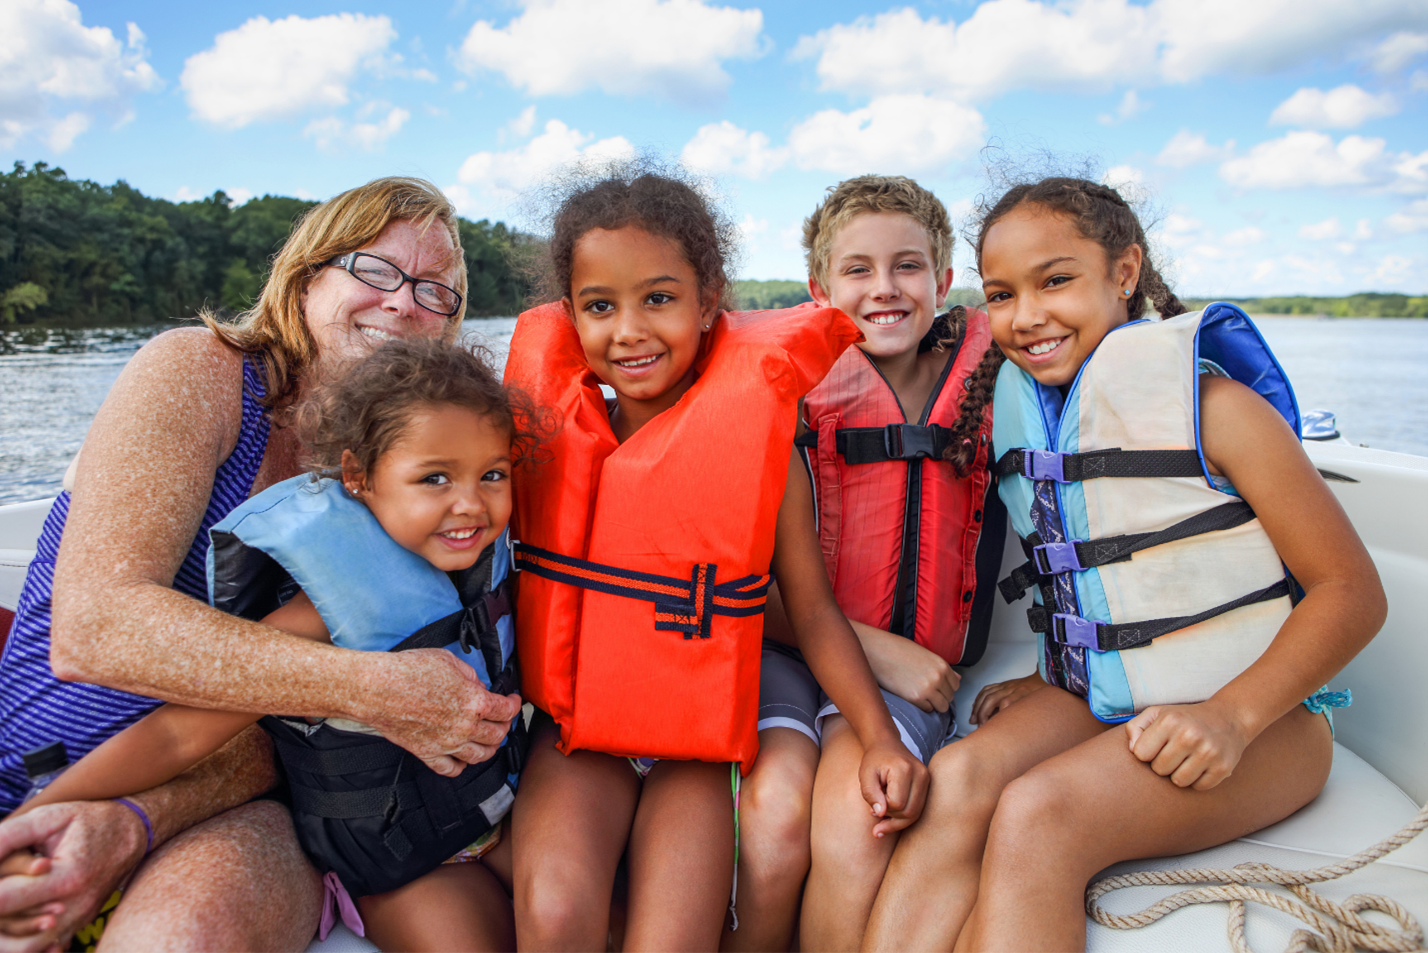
942, 176, 1188, 473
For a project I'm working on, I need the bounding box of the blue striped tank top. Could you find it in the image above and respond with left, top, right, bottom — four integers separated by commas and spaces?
0, 357, 271, 811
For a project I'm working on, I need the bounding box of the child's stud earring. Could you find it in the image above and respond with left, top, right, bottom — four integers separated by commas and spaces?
1124, 289, 1132, 296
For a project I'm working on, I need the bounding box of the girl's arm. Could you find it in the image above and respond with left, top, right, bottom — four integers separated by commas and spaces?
1125, 376, 1386, 790
771, 448, 929, 836
10, 591, 331, 820
47, 330, 519, 775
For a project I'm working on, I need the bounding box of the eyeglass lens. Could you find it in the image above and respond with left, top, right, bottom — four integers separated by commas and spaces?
350, 254, 461, 315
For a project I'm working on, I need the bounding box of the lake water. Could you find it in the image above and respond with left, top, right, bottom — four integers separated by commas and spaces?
1, 316, 1424, 506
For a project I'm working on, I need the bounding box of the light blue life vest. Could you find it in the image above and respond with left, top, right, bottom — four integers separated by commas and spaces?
207, 474, 514, 690
992, 303, 1300, 722
204, 474, 523, 897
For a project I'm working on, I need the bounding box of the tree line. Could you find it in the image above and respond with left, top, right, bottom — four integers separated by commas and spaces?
0, 162, 527, 326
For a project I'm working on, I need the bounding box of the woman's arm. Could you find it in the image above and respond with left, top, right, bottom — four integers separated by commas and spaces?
13, 592, 331, 819
1125, 375, 1386, 789
47, 329, 519, 773
771, 448, 929, 835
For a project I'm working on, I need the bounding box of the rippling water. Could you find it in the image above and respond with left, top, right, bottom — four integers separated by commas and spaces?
1, 316, 1424, 506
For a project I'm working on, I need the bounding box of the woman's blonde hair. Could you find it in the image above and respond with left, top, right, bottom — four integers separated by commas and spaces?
203, 176, 467, 408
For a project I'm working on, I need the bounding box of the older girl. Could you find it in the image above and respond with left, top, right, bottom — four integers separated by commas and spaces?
864, 178, 1382, 951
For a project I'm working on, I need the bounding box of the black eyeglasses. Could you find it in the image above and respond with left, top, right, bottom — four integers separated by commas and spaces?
327, 252, 463, 317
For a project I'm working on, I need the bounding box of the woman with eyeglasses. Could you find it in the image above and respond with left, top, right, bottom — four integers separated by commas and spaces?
0, 177, 519, 951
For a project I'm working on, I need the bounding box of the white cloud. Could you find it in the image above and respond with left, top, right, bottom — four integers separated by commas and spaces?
786, 95, 985, 175
1156, 129, 1235, 168
1223, 226, 1266, 246
791, 1, 1428, 101
1371, 31, 1428, 72
0, 0, 160, 151
1098, 89, 1151, 125
680, 121, 788, 179
508, 105, 537, 139
1102, 165, 1146, 195
1159, 213, 1205, 249
1299, 217, 1341, 240
1220, 131, 1428, 193
304, 106, 410, 151
1354, 218, 1374, 240
456, 0, 763, 105
456, 118, 635, 201
1385, 199, 1428, 233
181, 14, 397, 128
1269, 85, 1398, 129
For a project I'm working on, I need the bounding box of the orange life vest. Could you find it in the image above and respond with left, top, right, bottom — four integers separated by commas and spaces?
506, 301, 860, 771
799, 309, 996, 665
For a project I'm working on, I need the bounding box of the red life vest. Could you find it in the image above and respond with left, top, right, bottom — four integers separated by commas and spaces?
799, 308, 995, 665
506, 301, 859, 771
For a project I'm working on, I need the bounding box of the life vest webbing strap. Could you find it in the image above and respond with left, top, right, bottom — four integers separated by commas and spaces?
796, 424, 953, 464
997, 502, 1257, 603
1026, 578, 1292, 652
512, 543, 771, 640
995, 448, 1203, 483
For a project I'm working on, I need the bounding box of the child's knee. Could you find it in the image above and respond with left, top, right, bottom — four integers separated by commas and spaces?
742, 765, 813, 858
926, 742, 999, 812
516, 865, 604, 943
989, 766, 1077, 847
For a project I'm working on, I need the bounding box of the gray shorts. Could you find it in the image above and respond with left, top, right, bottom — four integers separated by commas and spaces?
757, 642, 956, 764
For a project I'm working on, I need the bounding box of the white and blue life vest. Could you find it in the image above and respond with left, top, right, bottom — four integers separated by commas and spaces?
206, 475, 523, 897
992, 304, 1299, 722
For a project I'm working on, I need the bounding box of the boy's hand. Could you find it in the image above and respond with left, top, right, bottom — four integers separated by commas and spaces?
856, 623, 959, 713
969, 672, 1044, 725
1125, 700, 1252, 791
858, 738, 929, 838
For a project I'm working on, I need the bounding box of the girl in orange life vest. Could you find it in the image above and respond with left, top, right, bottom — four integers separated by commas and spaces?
505, 165, 928, 951
862, 178, 1384, 952
724, 176, 1004, 953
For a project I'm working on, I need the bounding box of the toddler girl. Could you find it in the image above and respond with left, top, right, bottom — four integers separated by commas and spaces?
863, 177, 1382, 951
8, 338, 529, 952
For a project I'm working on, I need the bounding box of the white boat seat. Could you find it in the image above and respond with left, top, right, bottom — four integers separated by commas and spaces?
305, 643, 1428, 953
0, 549, 36, 612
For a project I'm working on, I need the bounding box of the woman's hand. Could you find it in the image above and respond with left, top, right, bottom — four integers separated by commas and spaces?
859, 737, 930, 838
1125, 700, 1252, 791
0, 801, 148, 952
856, 623, 960, 713
359, 649, 523, 777
969, 672, 1044, 725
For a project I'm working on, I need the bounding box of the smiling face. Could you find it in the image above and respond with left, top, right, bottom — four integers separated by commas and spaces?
981, 204, 1143, 388
810, 211, 953, 363
342, 403, 513, 573
302, 218, 459, 365
567, 225, 716, 436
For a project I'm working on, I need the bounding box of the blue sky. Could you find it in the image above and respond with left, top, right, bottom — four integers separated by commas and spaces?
3, 0, 1426, 295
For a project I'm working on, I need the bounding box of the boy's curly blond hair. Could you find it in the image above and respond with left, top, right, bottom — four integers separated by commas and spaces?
802, 175, 953, 288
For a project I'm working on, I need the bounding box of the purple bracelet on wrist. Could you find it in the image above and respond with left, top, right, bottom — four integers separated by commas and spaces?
113, 798, 154, 856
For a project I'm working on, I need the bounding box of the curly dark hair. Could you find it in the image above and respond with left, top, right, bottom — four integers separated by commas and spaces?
297, 337, 544, 480
941, 176, 1188, 473
534, 158, 737, 310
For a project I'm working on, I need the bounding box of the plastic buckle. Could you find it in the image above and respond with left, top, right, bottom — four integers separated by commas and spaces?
1033, 541, 1084, 575
1051, 613, 1101, 650
1023, 450, 1068, 482
884, 424, 937, 460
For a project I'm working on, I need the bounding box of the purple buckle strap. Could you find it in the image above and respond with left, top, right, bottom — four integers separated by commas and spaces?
1033, 541, 1085, 575
1023, 450, 1068, 483
1051, 613, 1103, 650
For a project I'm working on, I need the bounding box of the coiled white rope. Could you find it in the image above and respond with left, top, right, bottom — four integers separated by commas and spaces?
1085, 802, 1428, 953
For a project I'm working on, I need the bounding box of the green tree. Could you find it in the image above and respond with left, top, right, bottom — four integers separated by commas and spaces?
1, 281, 47, 323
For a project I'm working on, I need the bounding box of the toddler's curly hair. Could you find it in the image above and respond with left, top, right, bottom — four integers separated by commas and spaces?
298, 338, 544, 480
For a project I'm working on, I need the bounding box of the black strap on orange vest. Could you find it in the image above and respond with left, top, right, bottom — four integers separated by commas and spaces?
512, 543, 771, 640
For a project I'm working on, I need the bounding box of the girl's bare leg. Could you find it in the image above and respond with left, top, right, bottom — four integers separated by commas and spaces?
957, 704, 1332, 952
720, 727, 818, 953
360, 861, 514, 953
625, 760, 736, 952
512, 725, 639, 952
800, 716, 897, 952
98, 800, 323, 952
863, 688, 1105, 953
